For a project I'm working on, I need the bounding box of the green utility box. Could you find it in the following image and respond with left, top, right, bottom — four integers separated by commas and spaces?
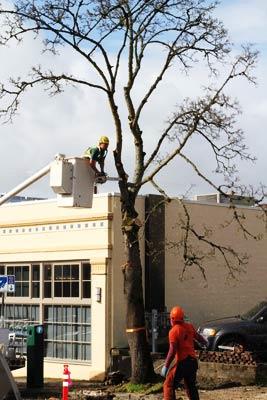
27, 325, 44, 389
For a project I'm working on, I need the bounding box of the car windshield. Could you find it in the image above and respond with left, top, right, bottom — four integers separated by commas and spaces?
242, 302, 267, 320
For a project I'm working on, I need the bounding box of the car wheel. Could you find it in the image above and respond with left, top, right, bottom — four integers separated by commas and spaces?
218, 336, 245, 350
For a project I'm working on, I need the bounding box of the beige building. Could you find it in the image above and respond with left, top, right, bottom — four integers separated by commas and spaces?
0, 192, 266, 380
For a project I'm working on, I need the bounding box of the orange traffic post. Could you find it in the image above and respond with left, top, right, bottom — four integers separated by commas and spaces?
62, 364, 71, 400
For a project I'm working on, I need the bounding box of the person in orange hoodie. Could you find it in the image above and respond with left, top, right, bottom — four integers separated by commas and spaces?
161, 306, 207, 400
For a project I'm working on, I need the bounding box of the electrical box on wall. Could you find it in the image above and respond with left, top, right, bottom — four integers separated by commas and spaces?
50, 157, 95, 208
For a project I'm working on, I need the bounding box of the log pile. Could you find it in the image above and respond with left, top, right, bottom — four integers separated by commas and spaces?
197, 345, 260, 366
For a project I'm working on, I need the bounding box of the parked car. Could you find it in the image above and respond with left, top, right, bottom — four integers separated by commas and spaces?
197, 301, 267, 353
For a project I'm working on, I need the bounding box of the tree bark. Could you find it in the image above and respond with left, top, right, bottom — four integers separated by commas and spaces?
121, 199, 155, 383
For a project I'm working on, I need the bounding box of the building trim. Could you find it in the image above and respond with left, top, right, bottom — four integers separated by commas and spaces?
0, 213, 113, 229
0, 245, 113, 255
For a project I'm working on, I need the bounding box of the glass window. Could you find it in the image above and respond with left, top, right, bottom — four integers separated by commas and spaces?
44, 305, 91, 361
31, 264, 40, 298
82, 263, 91, 299
44, 264, 52, 280
0, 265, 5, 275
44, 264, 52, 298
5, 304, 39, 354
7, 265, 29, 297
32, 265, 40, 281
53, 264, 79, 298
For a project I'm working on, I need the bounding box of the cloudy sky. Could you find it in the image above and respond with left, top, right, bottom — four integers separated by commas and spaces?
0, 0, 266, 200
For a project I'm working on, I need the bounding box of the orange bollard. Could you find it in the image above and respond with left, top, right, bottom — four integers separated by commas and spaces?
62, 364, 70, 400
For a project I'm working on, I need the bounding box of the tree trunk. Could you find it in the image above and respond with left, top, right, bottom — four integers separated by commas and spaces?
122, 205, 155, 383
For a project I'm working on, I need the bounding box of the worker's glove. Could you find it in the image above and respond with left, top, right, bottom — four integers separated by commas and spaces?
160, 365, 168, 378
95, 172, 107, 184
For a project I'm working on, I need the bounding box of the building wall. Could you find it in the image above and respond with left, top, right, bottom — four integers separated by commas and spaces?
0, 195, 113, 380
0, 193, 146, 380
165, 199, 267, 327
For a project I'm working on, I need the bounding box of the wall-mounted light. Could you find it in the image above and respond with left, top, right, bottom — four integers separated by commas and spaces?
96, 287, 102, 303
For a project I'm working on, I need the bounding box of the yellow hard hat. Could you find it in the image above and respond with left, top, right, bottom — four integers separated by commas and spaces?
99, 136, 109, 144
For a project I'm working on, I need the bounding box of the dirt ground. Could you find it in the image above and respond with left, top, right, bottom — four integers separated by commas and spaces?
175, 386, 267, 399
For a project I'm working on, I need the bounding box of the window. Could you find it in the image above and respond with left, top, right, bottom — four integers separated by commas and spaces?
44, 264, 52, 298
31, 264, 40, 298
0, 265, 4, 275
5, 304, 40, 354
44, 305, 91, 361
82, 263, 91, 298
7, 265, 29, 297
43, 262, 91, 299
54, 264, 79, 298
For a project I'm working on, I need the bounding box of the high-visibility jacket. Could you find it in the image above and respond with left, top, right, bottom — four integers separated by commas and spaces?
83, 146, 108, 162
168, 322, 199, 363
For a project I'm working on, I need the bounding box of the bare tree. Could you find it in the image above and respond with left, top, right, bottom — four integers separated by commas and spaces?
0, 0, 260, 382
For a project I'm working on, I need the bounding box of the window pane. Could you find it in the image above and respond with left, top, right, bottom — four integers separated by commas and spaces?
82, 263, 91, 280
83, 344, 91, 361
47, 324, 53, 339
82, 307, 91, 323
54, 282, 62, 297
71, 265, 79, 280
44, 264, 52, 280
32, 282, 40, 298
63, 265, 70, 280
63, 282, 70, 297
44, 306, 53, 323
83, 282, 91, 298
73, 307, 81, 323
62, 307, 72, 323
22, 266, 29, 280
72, 343, 80, 360
55, 324, 62, 341
65, 341, 72, 359
15, 284, 22, 297
55, 342, 63, 359
63, 324, 72, 341
22, 282, 29, 296
32, 265, 40, 281
71, 282, 79, 297
0, 265, 5, 275
44, 282, 51, 298
7, 266, 14, 275
54, 265, 62, 280
82, 325, 91, 342
46, 342, 53, 357
72, 326, 79, 342
15, 267, 21, 281
55, 306, 62, 322
31, 306, 39, 321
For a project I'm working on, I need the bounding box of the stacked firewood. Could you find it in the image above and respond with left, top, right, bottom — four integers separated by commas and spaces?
197, 345, 259, 366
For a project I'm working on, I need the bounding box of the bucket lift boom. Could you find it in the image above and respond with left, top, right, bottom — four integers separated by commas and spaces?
0, 154, 119, 208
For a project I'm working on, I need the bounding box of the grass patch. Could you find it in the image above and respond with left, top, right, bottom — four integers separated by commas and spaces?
114, 382, 163, 394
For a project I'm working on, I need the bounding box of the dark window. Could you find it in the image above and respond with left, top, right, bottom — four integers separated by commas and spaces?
31, 264, 40, 298
44, 264, 52, 298
7, 266, 29, 297
53, 264, 79, 298
82, 263, 91, 298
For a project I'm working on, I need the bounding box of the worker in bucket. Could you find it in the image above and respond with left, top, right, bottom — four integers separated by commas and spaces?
83, 136, 109, 183
161, 306, 207, 400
